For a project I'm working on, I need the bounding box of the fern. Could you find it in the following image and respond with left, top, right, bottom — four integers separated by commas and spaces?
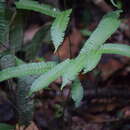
15, 0, 72, 52
0, 60, 56, 82
1, 10, 130, 97
110, 0, 122, 9
99, 43, 130, 57
61, 55, 86, 88
15, 0, 60, 17
62, 10, 121, 87
29, 59, 70, 95
83, 51, 102, 73
29, 10, 123, 93
71, 78, 84, 107
51, 9, 72, 52
76, 10, 121, 74
80, 10, 121, 54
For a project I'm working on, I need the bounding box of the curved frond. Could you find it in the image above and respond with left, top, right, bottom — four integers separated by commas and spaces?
110, 0, 122, 9
51, 9, 72, 52
15, 0, 60, 17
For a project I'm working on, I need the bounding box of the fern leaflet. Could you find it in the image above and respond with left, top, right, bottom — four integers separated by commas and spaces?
29, 59, 70, 95
80, 10, 121, 54
99, 43, 130, 57
51, 9, 72, 52
0, 61, 56, 82
15, 0, 60, 17
71, 77, 84, 107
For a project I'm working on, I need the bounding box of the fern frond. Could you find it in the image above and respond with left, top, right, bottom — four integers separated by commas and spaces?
61, 52, 101, 88
99, 43, 130, 57
83, 51, 101, 73
0, 61, 56, 82
79, 10, 122, 73
71, 77, 84, 107
110, 0, 122, 9
80, 10, 122, 54
51, 9, 72, 52
61, 55, 86, 88
29, 59, 70, 95
15, 0, 60, 17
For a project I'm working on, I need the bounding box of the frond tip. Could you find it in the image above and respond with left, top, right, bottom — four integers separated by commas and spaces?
0, 61, 56, 82
15, 0, 60, 17
99, 43, 130, 57
51, 9, 72, 52
71, 78, 84, 107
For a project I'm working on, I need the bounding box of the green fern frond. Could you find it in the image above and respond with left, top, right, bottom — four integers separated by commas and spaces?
80, 10, 122, 73
99, 43, 130, 57
71, 77, 84, 107
61, 55, 86, 88
15, 0, 60, 17
0, 61, 56, 82
83, 51, 101, 73
61, 10, 122, 88
51, 9, 72, 52
80, 10, 122, 54
29, 59, 70, 95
